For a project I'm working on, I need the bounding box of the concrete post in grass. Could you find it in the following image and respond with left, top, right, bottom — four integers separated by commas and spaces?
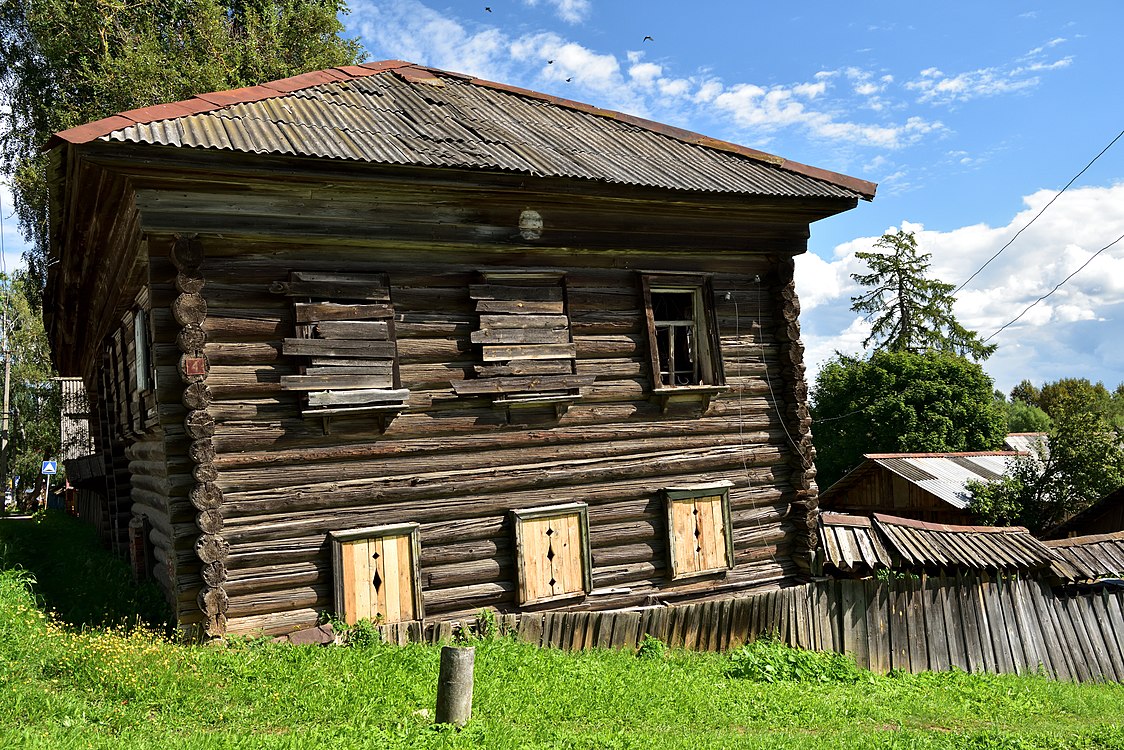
435, 645, 475, 727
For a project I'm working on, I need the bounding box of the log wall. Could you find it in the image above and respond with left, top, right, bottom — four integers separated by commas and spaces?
56, 153, 834, 637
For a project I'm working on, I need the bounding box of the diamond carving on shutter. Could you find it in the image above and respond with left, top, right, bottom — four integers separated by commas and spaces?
664, 483, 735, 579
512, 503, 592, 605
273, 271, 408, 426
453, 271, 594, 418
330, 523, 423, 625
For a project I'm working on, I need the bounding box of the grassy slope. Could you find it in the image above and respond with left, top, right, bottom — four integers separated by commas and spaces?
3, 513, 1124, 749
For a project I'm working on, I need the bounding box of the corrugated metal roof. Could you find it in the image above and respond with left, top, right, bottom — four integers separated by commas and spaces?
818, 512, 895, 574
67, 62, 872, 200
1003, 433, 1048, 456
1047, 531, 1124, 581
872, 454, 1018, 509
872, 513, 1057, 572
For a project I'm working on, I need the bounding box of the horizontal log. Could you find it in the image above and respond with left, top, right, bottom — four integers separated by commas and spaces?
478, 314, 569, 329
470, 285, 562, 302
450, 374, 594, 396
271, 279, 389, 302
474, 360, 572, 377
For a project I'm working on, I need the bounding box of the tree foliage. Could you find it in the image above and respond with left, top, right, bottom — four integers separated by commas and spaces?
0, 0, 363, 305
969, 391, 1124, 534
0, 272, 60, 506
810, 350, 1007, 489
850, 230, 996, 361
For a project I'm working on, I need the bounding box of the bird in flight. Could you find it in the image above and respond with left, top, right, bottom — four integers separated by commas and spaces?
547, 60, 554, 64
485, 6, 492, 11
643, 35, 653, 42
566, 77, 572, 83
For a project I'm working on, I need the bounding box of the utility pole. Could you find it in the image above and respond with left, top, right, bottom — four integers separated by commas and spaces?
0, 293, 10, 509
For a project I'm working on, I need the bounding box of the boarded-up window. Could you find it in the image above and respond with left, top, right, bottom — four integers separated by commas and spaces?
330, 523, 423, 625
641, 274, 726, 411
104, 292, 157, 437
512, 503, 592, 605
453, 271, 593, 416
274, 271, 408, 423
664, 483, 734, 579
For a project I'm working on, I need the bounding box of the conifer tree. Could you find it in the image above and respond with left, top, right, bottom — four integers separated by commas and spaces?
850, 229, 996, 361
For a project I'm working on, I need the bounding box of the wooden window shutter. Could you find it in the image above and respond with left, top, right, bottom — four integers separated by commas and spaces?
512, 502, 592, 605
663, 482, 734, 580
453, 271, 593, 418
274, 271, 408, 428
330, 523, 423, 625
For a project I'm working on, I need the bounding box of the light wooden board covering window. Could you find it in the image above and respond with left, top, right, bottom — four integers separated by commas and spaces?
664, 483, 734, 579
274, 271, 408, 420
330, 523, 423, 625
512, 503, 592, 605
454, 271, 593, 411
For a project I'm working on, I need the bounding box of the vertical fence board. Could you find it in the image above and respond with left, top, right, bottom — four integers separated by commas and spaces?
732, 597, 751, 648
1055, 594, 1095, 682
1012, 578, 1046, 676
923, 576, 949, 672
906, 575, 929, 673
961, 573, 990, 672
939, 574, 967, 671
1089, 594, 1124, 682
889, 576, 910, 673
995, 578, 1025, 675
839, 579, 868, 669
1101, 592, 1124, 669
1070, 596, 1111, 681
981, 575, 1011, 674
1032, 581, 1077, 682
869, 577, 891, 674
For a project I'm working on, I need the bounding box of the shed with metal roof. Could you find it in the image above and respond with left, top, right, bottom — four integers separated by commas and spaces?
45, 61, 873, 639
818, 452, 1022, 527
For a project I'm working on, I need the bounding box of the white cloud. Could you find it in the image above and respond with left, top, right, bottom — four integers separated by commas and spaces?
796, 183, 1124, 392
523, 0, 591, 23
354, 0, 946, 153
906, 41, 1073, 105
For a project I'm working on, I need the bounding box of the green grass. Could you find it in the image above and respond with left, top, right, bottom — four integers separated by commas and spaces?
4, 513, 1124, 748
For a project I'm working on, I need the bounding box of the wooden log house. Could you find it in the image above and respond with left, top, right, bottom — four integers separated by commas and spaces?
44, 61, 875, 638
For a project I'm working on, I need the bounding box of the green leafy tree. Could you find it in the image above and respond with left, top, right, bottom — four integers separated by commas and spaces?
0, 0, 363, 305
1003, 399, 1052, 433
1009, 379, 1041, 408
0, 272, 60, 508
810, 350, 1007, 489
969, 391, 1124, 533
850, 230, 996, 361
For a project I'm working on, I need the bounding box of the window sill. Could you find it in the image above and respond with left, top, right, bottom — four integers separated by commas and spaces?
650, 385, 729, 414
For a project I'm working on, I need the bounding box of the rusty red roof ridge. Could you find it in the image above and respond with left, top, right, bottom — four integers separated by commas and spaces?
47, 60, 876, 199
872, 512, 1031, 535
863, 451, 1026, 459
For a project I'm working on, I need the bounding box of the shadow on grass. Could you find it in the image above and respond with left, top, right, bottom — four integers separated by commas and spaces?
0, 510, 172, 631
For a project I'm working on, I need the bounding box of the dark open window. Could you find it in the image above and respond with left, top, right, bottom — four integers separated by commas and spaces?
641, 274, 726, 411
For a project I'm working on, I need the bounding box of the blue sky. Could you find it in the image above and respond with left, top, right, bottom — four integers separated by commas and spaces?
2, 0, 1121, 393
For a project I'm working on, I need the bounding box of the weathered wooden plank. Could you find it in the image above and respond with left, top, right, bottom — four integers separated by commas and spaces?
315, 321, 390, 340
481, 343, 576, 362
307, 389, 409, 407
867, 578, 889, 674
280, 374, 394, 391
981, 576, 1013, 675
283, 338, 397, 358
1089, 594, 1124, 682
450, 375, 595, 396
476, 299, 565, 314
923, 576, 949, 673
888, 577, 910, 673
517, 613, 544, 646
1027, 580, 1075, 682
273, 277, 390, 301
295, 302, 394, 322
478, 314, 570, 330
906, 575, 929, 674
841, 579, 869, 671
471, 328, 570, 345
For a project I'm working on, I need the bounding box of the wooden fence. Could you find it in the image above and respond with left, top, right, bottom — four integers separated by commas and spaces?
375, 574, 1124, 682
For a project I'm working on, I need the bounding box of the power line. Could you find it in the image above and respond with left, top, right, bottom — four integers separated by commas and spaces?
982, 230, 1124, 343
953, 127, 1124, 295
